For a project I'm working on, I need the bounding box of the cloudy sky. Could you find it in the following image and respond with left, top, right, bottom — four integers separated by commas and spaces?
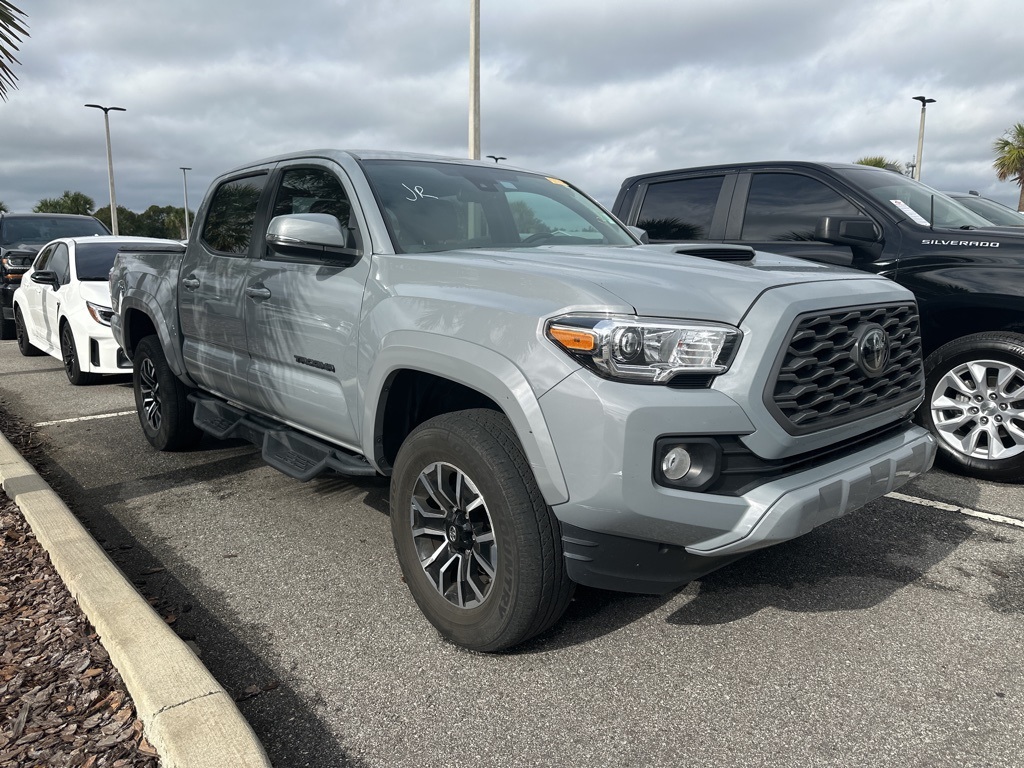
2, 0, 1022, 216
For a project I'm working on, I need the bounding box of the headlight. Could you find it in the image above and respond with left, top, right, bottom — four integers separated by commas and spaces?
86, 301, 115, 327
546, 314, 740, 384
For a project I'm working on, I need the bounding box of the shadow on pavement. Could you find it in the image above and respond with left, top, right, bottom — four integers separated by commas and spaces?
26, 438, 372, 768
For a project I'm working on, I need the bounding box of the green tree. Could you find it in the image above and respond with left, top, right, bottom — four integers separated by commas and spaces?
993, 123, 1024, 212
34, 190, 96, 215
855, 156, 903, 173
0, 1, 27, 102
0, 200, 8, 213
94, 205, 138, 234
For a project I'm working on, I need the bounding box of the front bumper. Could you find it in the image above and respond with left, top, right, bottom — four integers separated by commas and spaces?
539, 369, 935, 593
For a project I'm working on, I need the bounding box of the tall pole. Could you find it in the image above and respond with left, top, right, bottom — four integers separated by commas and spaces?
912, 96, 935, 181
469, 0, 480, 160
84, 103, 126, 235
180, 167, 192, 240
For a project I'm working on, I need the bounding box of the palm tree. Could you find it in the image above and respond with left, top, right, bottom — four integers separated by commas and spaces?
0, 1, 28, 102
855, 156, 903, 174
34, 190, 96, 216
993, 123, 1024, 212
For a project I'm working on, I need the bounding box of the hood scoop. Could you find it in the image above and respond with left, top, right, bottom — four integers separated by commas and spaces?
671, 244, 756, 262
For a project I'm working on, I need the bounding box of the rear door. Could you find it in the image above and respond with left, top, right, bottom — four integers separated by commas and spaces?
243, 160, 371, 448
178, 172, 270, 403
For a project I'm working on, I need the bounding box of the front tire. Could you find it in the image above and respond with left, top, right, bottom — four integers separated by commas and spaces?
390, 409, 573, 652
920, 332, 1024, 483
60, 322, 98, 385
133, 335, 202, 451
14, 308, 43, 356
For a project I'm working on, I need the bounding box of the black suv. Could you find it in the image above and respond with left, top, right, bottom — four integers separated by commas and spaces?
613, 161, 1024, 483
0, 213, 110, 339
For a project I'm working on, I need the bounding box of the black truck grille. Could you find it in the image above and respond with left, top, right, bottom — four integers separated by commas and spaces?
766, 303, 923, 435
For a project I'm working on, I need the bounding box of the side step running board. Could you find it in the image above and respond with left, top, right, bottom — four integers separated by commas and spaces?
188, 393, 378, 481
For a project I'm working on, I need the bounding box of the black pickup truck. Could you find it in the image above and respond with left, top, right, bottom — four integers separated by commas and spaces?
613, 161, 1024, 483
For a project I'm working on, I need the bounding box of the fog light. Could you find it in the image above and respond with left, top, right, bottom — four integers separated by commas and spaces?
661, 447, 692, 480
654, 437, 722, 492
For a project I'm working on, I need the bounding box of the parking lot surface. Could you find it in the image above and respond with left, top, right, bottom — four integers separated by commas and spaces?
2, 341, 1023, 767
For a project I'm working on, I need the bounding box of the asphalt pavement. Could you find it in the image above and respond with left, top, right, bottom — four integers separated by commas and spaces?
1, 340, 1023, 768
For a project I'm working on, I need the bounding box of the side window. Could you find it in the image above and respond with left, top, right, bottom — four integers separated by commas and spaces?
742, 173, 864, 241
636, 176, 724, 241
33, 243, 55, 270
269, 167, 358, 254
201, 174, 268, 255
48, 243, 71, 285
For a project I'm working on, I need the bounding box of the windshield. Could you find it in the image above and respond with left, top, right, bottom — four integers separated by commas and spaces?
953, 195, 1024, 228
361, 159, 636, 253
0, 216, 109, 247
833, 168, 992, 230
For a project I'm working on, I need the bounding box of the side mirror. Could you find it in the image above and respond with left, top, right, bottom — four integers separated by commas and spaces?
626, 226, 650, 244
266, 214, 361, 266
30, 270, 60, 289
815, 216, 882, 245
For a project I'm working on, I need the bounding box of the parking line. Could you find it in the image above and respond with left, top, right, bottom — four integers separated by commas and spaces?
887, 491, 1024, 529
35, 410, 138, 428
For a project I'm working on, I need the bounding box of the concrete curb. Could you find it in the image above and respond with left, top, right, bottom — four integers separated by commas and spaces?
0, 431, 272, 768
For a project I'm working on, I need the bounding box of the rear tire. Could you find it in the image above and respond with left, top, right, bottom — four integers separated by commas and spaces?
390, 409, 574, 652
60, 322, 98, 385
133, 335, 202, 451
919, 332, 1024, 483
14, 308, 43, 356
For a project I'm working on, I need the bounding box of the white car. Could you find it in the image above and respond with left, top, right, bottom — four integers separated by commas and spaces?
13, 236, 182, 385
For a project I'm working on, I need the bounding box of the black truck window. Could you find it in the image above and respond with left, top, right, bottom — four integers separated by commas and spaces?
742, 173, 863, 242
636, 177, 723, 241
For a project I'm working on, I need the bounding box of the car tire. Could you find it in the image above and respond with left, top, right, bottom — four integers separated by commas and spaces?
133, 335, 202, 451
14, 308, 44, 357
919, 332, 1024, 483
0, 316, 14, 341
60, 322, 99, 386
390, 408, 574, 652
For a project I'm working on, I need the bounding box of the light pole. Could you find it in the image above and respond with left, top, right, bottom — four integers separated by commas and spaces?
469, 0, 480, 160
179, 167, 192, 240
912, 96, 935, 181
486, 155, 506, 163
84, 103, 127, 235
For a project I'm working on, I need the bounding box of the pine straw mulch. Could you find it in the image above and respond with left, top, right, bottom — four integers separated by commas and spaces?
0, 397, 159, 767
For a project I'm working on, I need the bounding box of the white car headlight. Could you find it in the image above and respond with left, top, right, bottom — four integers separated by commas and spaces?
86, 301, 115, 327
546, 314, 740, 384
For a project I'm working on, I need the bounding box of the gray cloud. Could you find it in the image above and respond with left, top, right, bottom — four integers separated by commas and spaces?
1, 0, 1021, 215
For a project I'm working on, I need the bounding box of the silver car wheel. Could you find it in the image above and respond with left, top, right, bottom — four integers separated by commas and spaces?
410, 461, 497, 609
929, 358, 1024, 461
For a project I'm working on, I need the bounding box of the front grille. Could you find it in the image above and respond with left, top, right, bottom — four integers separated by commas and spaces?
766, 303, 923, 435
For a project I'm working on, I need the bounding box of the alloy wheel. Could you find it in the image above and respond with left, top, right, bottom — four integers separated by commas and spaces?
930, 358, 1024, 461
138, 357, 163, 432
409, 461, 497, 609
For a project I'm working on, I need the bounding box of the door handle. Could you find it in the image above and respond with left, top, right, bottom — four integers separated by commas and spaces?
245, 285, 272, 301
181, 275, 200, 290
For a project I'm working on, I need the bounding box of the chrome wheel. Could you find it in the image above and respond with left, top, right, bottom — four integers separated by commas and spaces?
138, 357, 163, 432
930, 358, 1024, 462
410, 461, 497, 609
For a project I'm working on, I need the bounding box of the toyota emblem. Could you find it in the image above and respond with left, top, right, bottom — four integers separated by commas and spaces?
854, 324, 890, 378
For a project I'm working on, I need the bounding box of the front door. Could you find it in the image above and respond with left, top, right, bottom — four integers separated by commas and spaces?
244, 162, 371, 449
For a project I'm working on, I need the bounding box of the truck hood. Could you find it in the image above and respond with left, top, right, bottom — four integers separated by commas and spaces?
427, 244, 884, 325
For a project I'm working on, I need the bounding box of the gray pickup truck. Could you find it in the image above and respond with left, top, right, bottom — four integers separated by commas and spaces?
109, 150, 936, 651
